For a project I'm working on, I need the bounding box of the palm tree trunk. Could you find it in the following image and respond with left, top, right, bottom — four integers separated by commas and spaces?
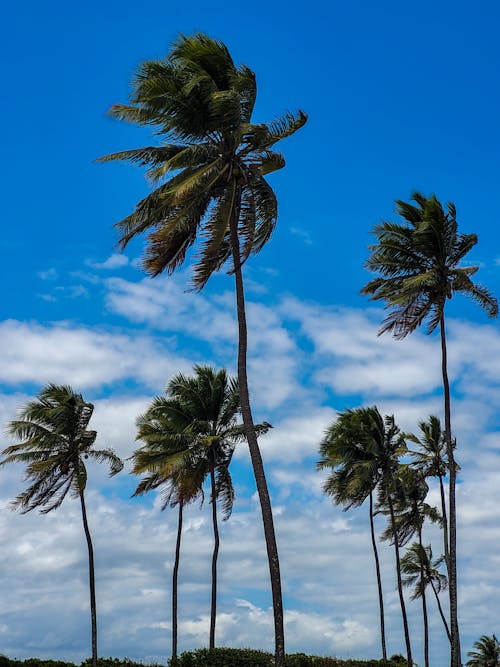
440, 316, 461, 667
369, 492, 387, 662
418, 529, 429, 667
79, 491, 98, 667
438, 474, 450, 571
172, 501, 183, 664
388, 495, 413, 667
430, 578, 451, 643
229, 214, 285, 667
209, 467, 219, 649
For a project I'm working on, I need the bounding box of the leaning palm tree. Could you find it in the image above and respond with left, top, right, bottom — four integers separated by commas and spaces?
467, 634, 500, 667
407, 416, 450, 577
401, 542, 450, 644
317, 407, 391, 663
379, 467, 441, 667
362, 192, 498, 667
164, 366, 270, 648
1, 384, 123, 667
132, 366, 270, 655
97, 34, 306, 666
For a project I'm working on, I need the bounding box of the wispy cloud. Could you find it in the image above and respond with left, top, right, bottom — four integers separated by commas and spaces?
86, 254, 129, 270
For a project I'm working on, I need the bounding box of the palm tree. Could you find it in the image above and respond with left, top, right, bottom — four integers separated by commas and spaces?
318, 407, 410, 665
97, 34, 306, 666
380, 467, 440, 667
467, 635, 500, 667
407, 416, 450, 578
132, 366, 270, 654
1, 384, 123, 667
317, 407, 389, 663
401, 542, 450, 644
163, 366, 270, 648
361, 192, 498, 667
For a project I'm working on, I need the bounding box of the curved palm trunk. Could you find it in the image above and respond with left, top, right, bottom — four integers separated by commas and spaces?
418, 529, 429, 667
430, 578, 451, 643
440, 316, 461, 667
230, 216, 285, 667
369, 492, 387, 662
79, 491, 98, 667
209, 467, 219, 649
388, 495, 412, 667
172, 502, 183, 664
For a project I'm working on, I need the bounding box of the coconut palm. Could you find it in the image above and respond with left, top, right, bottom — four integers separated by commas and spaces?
318, 407, 410, 665
97, 34, 306, 666
379, 467, 441, 667
163, 365, 271, 648
317, 407, 390, 662
362, 192, 498, 667
407, 416, 450, 576
132, 366, 270, 654
467, 635, 500, 667
1, 384, 123, 667
401, 542, 450, 643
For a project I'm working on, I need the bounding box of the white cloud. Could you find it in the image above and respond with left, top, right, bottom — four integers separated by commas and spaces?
0, 319, 193, 390
1, 275, 500, 665
87, 254, 129, 270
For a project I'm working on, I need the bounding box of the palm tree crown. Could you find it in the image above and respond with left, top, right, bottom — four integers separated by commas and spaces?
401, 543, 447, 601
2, 384, 123, 512
97, 33, 306, 289
318, 407, 406, 508
361, 192, 498, 338
467, 635, 500, 667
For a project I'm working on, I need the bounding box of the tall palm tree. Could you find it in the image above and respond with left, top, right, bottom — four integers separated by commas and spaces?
163, 366, 270, 648
97, 34, 306, 666
361, 192, 498, 667
379, 467, 440, 667
401, 542, 450, 644
407, 414, 452, 606
318, 407, 410, 665
467, 635, 500, 667
317, 407, 390, 663
1, 384, 123, 667
132, 366, 270, 654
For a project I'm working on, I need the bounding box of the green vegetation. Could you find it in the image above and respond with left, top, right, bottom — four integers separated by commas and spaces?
466, 634, 500, 666
0, 653, 408, 667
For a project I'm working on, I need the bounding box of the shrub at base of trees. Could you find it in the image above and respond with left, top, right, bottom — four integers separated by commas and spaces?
168, 648, 407, 667
0, 652, 408, 667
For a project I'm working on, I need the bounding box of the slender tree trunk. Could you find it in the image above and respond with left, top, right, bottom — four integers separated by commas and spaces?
430, 578, 451, 643
79, 491, 98, 667
418, 530, 429, 667
438, 474, 450, 572
172, 502, 183, 664
229, 214, 285, 667
388, 495, 413, 667
210, 467, 219, 649
440, 316, 461, 667
369, 492, 387, 663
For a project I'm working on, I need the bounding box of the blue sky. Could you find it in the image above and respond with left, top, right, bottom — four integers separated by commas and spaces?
1, 1, 500, 665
